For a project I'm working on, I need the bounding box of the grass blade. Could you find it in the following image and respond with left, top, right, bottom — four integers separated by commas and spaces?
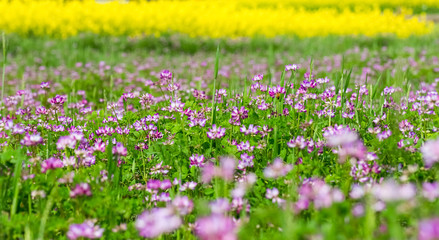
211, 44, 220, 125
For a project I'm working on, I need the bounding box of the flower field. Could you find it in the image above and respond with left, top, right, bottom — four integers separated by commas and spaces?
0, 0, 434, 38
1, 0, 439, 240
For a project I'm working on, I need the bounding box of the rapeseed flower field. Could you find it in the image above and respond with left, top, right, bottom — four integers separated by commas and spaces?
0, 0, 434, 38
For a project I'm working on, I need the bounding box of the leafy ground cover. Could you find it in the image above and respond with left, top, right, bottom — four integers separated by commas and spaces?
1, 32, 439, 239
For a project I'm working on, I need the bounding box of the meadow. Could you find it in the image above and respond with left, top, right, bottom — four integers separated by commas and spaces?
1, 1, 439, 240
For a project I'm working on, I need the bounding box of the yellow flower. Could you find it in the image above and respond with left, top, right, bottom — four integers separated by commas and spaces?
0, 0, 434, 38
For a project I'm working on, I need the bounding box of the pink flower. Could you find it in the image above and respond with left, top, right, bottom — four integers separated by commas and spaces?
57, 135, 77, 150
419, 218, 439, 240
285, 64, 299, 71
423, 182, 439, 201
41, 157, 64, 173
219, 157, 236, 181
112, 142, 127, 156
296, 178, 344, 210
240, 124, 259, 135
372, 179, 416, 202
67, 220, 104, 240
195, 214, 236, 240
40, 81, 50, 89
135, 207, 182, 238
160, 69, 172, 81
324, 125, 358, 147
190, 154, 205, 168
236, 141, 254, 152
263, 158, 293, 179
252, 74, 263, 82
70, 183, 92, 198
172, 196, 193, 216
49, 95, 67, 106
421, 138, 439, 168
237, 153, 254, 170
207, 124, 226, 139
201, 157, 236, 183
209, 198, 230, 214
20, 133, 44, 146
268, 85, 286, 98
230, 106, 248, 125
266, 188, 284, 205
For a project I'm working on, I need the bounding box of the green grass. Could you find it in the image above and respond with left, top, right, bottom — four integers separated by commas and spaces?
3, 30, 439, 67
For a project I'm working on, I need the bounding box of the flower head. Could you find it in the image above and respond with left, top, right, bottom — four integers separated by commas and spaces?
207, 124, 226, 139
419, 218, 439, 240
135, 207, 182, 238
67, 220, 104, 240
263, 158, 293, 179
421, 138, 439, 168
285, 64, 299, 71
195, 214, 236, 240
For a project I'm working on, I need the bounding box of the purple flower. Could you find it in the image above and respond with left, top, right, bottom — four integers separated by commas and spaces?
147, 179, 162, 190
57, 135, 77, 150
112, 142, 127, 156
20, 133, 44, 146
207, 124, 226, 139
172, 196, 193, 216
201, 157, 236, 183
423, 182, 439, 201
263, 158, 293, 179
95, 126, 115, 136
372, 179, 416, 202
135, 207, 182, 238
49, 95, 67, 106
324, 126, 358, 147
230, 106, 248, 125
236, 141, 254, 152
209, 198, 230, 214
70, 183, 92, 198
399, 120, 414, 133
41, 157, 64, 173
40, 81, 50, 89
93, 139, 106, 152
419, 218, 439, 240
324, 125, 367, 162
160, 69, 172, 81
35, 106, 48, 115
252, 74, 263, 82
160, 179, 172, 190
180, 181, 197, 191
237, 153, 254, 170
350, 160, 381, 183
268, 85, 286, 98
285, 64, 299, 71
240, 124, 259, 135
377, 129, 392, 141
219, 156, 236, 181
67, 220, 104, 240
195, 214, 237, 240
421, 138, 439, 168
266, 188, 284, 205
287, 136, 307, 149
304, 72, 315, 80
201, 163, 217, 183
352, 204, 365, 217
190, 154, 205, 168
296, 178, 344, 210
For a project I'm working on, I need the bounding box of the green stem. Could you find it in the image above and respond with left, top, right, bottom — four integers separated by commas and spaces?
1, 32, 6, 102
37, 186, 57, 240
